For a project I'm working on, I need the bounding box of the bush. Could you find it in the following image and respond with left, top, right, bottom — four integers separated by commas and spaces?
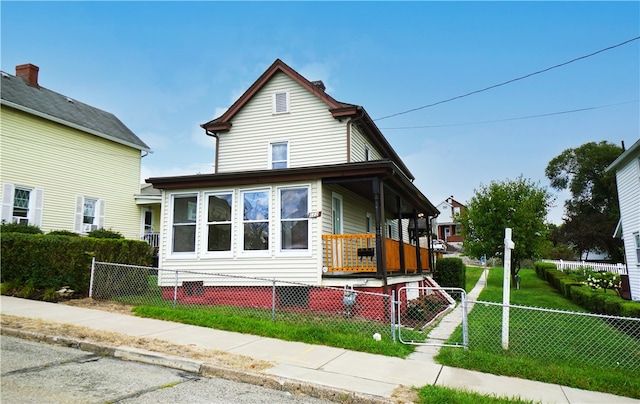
0, 222, 43, 234
0, 232, 153, 300
48, 230, 81, 237
88, 228, 123, 239
434, 257, 466, 290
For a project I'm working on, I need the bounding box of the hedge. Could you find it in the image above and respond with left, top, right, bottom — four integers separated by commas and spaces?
533, 261, 640, 318
1, 232, 153, 300
434, 257, 466, 290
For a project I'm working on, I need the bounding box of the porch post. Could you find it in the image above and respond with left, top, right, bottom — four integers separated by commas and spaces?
396, 195, 406, 274
372, 178, 387, 280
414, 209, 423, 274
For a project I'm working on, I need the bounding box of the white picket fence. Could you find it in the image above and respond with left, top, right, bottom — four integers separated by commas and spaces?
542, 259, 628, 275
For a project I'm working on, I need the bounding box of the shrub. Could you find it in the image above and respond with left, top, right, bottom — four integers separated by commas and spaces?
0, 221, 43, 234
48, 230, 81, 237
434, 257, 466, 290
88, 228, 123, 239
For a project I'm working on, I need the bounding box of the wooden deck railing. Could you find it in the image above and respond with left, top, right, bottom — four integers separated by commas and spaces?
322, 234, 430, 274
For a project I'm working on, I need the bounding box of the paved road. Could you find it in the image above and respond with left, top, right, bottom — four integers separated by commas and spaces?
1, 335, 332, 404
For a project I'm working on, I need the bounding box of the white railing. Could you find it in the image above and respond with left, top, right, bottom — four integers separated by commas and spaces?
542, 259, 627, 275
141, 232, 160, 248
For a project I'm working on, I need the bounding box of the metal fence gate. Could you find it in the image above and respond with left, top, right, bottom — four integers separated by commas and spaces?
396, 286, 468, 348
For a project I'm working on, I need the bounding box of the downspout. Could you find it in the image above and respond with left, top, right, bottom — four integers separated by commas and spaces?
205, 130, 220, 173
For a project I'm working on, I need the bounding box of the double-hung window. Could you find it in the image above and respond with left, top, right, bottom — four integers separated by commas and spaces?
241, 189, 270, 251
635, 232, 640, 264
74, 195, 104, 233
279, 186, 309, 251
270, 141, 288, 169
171, 194, 198, 253
205, 192, 233, 252
12, 188, 30, 224
1, 183, 44, 227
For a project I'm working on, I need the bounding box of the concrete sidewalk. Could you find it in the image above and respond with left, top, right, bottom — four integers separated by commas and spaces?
1, 281, 636, 403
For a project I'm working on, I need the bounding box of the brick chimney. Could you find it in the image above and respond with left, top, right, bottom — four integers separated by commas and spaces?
15, 63, 39, 87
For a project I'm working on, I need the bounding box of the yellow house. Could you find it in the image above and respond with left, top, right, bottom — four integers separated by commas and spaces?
1, 64, 152, 240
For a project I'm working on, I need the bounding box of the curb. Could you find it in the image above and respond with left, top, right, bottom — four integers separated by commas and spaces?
1, 327, 394, 404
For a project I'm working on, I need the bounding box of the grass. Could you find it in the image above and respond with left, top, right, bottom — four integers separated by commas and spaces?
465, 265, 485, 292
417, 385, 536, 404
436, 267, 640, 398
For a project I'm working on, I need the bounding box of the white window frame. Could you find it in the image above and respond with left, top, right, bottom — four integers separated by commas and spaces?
365, 146, 371, 161
276, 185, 311, 255
365, 212, 373, 233
1, 183, 44, 227
269, 141, 289, 169
201, 191, 234, 257
74, 195, 105, 234
635, 232, 640, 266
168, 193, 199, 257
239, 187, 271, 256
272, 91, 289, 114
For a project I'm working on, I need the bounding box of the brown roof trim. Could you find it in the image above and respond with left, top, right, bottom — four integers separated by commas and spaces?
202, 59, 352, 131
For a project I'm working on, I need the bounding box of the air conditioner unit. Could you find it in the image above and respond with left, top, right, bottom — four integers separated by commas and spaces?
13, 217, 28, 225
83, 224, 99, 233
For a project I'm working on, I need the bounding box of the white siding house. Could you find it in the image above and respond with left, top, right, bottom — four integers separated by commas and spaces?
606, 139, 640, 301
147, 59, 439, 299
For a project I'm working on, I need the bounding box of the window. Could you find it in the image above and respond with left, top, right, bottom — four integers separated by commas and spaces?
273, 91, 289, 114
365, 146, 371, 161
1, 183, 43, 227
144, 209, 153, 233
279, 187, 309, 251
365, 213, 373, 233
205, 192, 233, 252
241, 189, 269, 251
74, 196, 104, 233
270, 141, 288, 169
172, 194, 198, 253
635, 233, 640, 264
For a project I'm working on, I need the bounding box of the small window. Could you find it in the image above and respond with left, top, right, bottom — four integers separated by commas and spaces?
270, 141, 288, 169
273, 92, 289, 114
172, 194, 198, 253
365, 213, 372, 233
635, 233, 640, 264
365, 146, 371, 161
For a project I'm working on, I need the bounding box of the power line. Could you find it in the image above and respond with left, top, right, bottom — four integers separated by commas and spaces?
374, 36, 640, 122
379, 100, 639, 130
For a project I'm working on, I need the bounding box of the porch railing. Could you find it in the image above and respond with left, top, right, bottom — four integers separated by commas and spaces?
141, 232, 160, 248
322, 234, 430, 274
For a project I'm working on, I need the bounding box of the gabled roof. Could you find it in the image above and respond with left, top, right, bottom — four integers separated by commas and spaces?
1, 69, 150, 152
201, 59, 414, 180
606, 138, 640, 172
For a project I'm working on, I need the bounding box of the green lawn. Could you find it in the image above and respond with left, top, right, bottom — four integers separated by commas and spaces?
436, 267, 640, 398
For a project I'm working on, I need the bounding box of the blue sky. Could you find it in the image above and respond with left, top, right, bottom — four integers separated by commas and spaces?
2, 1, 638, 224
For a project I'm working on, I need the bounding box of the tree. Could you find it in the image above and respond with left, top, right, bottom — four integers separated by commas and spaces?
458, 176, 553, 282
545, 141, 623, 261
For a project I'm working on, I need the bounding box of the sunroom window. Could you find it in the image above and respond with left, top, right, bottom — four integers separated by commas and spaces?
172, 194, 197, 253
242, 189, 269, 251
279, 187, 309, 250
205, 193, 233, 252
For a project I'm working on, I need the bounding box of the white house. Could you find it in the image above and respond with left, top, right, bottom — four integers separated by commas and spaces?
146, 60, 440, 308
606, 138, 640, 301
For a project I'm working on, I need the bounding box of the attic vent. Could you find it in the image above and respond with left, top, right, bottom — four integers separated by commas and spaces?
66, 97, 74, 103
1, 72, 9, 78
273, 92, 289, 114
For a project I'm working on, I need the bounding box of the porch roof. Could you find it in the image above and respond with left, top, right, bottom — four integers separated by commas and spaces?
146, 160, 439, 217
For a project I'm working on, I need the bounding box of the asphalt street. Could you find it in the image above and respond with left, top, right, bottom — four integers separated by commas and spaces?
0, 335, 333, 404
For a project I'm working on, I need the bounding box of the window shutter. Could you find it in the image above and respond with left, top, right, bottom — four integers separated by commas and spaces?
274, 92, 288, 114
97, 199, 106, 229
1, 183, 15, 224
74, 196, 84, 233
32, 188, 44, 227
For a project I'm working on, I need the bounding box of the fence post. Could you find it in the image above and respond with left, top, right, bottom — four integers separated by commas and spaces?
502, 228, 514, 350
173, 270, 178, 309
390, 290, 396, 343
462, 290, 468, 349
272, 279, 276, 322
89, 257, 96, 298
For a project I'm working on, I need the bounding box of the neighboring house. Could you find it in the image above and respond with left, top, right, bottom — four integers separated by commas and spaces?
1, 64, 151, 239
434, 196, 466, 250
606, 138, 640, 301
147, 59, 439, 301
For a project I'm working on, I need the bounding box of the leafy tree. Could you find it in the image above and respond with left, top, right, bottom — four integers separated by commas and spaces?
545, 141, 623, 261
458, 176, 553, 282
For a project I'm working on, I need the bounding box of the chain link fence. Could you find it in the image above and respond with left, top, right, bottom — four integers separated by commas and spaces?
466, 300, 640, 371
90, 261, 399, 341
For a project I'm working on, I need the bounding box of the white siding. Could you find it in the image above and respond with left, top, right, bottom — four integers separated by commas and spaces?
350, 124, 383, 162
616, 157, 640, 301
158, 180, 322, 286
216, 72, 347, 173
0, 107, 142, 239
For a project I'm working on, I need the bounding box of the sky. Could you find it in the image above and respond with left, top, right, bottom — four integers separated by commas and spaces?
2, 1, 638, 225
